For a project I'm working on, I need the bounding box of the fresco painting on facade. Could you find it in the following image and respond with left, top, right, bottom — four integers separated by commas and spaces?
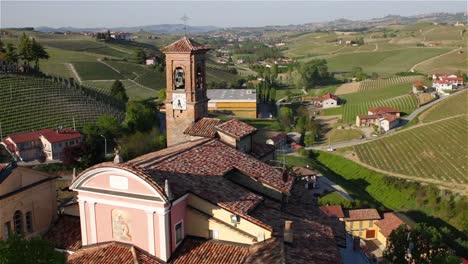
112, 209, 132, 241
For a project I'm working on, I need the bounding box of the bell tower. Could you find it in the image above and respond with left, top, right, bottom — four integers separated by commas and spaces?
162, 37, 210, 146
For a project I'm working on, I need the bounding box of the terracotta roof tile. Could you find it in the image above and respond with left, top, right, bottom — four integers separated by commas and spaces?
344, 209, 381, 221
67, 242, 163, 264
184, 118, 221, 138
171, 237, 250, 264
215, 119, 257, 140
375, 212, 406, 237
6, 129, 50, 144
162, 37, 210, 53
44, 215, 82, 251
5, 129, 81, 144
251, 142, 275, 160
39, 129, 81, 143
292, 166, 320, 177
368, 107, 400, 114
319, 205, 345, 218
250, 197, 342, 264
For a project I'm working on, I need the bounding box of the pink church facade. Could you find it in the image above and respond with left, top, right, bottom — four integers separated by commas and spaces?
71, 166, 188, 261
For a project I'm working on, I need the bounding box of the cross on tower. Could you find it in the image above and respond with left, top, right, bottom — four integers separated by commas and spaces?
180, 14, 190, 35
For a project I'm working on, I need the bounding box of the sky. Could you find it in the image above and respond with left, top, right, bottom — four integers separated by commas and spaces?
1, 1, 466, 28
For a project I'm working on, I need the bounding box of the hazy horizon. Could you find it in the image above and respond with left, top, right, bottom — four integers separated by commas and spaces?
1, 1, 466, 29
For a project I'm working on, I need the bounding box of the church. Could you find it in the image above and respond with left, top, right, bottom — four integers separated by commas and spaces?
65, 37, 344, 263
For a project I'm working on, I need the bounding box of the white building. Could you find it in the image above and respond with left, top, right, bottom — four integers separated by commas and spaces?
146, 57, 157, 65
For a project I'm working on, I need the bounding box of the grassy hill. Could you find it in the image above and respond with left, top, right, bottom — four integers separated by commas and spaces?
353, 115, 467, 185
0, 75, 125, 135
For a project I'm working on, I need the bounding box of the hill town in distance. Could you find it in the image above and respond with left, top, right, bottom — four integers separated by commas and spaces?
0, 1, 467, 264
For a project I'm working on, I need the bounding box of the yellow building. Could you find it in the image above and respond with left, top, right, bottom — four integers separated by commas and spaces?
344, 209, 381, 240
207, 89, 257, 118
375, 212, 407, 248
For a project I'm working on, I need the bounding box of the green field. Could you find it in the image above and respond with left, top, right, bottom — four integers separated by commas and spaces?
323, 48, 450, 77
354, 115, 468, 184
0, 75, 124, 135
421, 90, 468, 123
40, 47, 101, 78
103, 60, 166, 90
83, 80, 157, 100
413, 49, 468, 74
72, 61, 123, 80
39, 40, 129, 58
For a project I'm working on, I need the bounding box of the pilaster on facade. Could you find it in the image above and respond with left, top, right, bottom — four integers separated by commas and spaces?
145, 210, 156, 255
156, 208, 171, 262
78, 199, 88, 245
88, 201, 97, 244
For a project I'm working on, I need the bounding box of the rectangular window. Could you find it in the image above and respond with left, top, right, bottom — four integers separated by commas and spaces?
25, 212, 33, 233
369, 220, 374, 228
359, 221, 363, 229
4, 222, 11, 239
175, 222, 184, 245
209, 230, 219, 240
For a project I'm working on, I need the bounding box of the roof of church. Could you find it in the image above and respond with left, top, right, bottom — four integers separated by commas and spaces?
184, 118, 221, 138
171, 237, 251, 264
67, 242, 164, 264
215, 119, 257, 140
161, 37, 210, 53
44, 215, 82, 252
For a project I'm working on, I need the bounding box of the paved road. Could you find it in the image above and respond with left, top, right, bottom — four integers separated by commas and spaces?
306, 93, 454, 150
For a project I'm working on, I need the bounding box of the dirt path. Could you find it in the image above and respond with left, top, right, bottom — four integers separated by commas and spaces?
106, 45, 132, 54
67, 63, 82, 83
335, 82, 361, 95
410, 48, 461, 72
344, 152, 468, 195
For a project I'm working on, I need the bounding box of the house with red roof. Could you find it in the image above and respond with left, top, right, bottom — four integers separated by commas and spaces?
375, 212, 408, 249
1, 129, 82, 162
432, 73, 464, 95
312, 93, 340, 108
356, 107, 401, 132
60, 37, 343, 264
412, 81, 429, 94
344, 208, 381, 240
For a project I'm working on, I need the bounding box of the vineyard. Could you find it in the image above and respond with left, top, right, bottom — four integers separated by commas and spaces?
72, 61, 123, 80
334, 76, 421, 122
341, 95, 418, 123
103, 60, 166, 90
0, 75, 124, 136
358, 76, 423, 92
353, 115, 468, 185
40, 40, 128, 58
420, 90, 468, 123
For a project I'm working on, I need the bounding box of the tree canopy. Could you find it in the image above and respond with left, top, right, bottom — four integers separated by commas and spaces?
384, 224, 459, 264
110, 80, 129, 102
0, 235, 66, 264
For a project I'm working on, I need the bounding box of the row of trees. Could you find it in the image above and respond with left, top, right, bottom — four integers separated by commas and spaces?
0, 33, 49, 71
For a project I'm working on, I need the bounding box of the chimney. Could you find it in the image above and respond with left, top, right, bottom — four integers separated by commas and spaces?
284, 220, 293, 244
113, 148, 123, 164
164, 179, 173, 201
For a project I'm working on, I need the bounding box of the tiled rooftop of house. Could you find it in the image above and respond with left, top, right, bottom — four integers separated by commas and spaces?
251, 142, 275, 160
67, 242, 163, 264
319, 205, 345, 218
250, 198, 342, 263
368, 107, 400, 114
39, 129, 81, 143
161, 37, 209, 53
184, 118, 221, 138
5, 129, 81, 144
344, 209, 381, 221
292, 166, 320, 177
44, 215, 82, 252
375, 212, 406, 237
215, 119, 257, 140
171, 237, 250, 264
207, 89, 257, 101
